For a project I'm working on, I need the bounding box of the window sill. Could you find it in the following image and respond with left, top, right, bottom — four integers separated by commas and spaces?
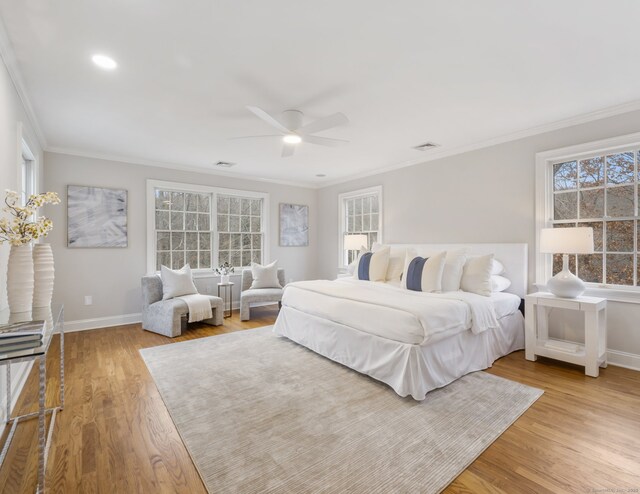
534, 282, 640, 304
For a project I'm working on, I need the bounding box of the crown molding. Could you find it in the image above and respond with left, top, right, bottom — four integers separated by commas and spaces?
0, 15, 47, 148
44, 146, 318, 189
318, 99, 640, 188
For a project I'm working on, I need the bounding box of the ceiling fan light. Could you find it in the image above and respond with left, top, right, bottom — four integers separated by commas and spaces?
283, 134, 302, 144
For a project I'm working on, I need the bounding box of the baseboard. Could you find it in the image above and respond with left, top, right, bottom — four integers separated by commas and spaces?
62, 313, 142, 333
607, 349, 640, 371
62, 302, 279, 333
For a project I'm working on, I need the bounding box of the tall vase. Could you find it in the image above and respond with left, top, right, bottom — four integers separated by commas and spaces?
7, 243, 34, 314
33, 243, 55, 308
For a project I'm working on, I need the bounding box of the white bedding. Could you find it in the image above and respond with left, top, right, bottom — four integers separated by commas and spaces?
282, 278, 504, 345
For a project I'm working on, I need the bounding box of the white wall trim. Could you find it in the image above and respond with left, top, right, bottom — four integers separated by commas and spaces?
607, 349, 640, 372
46, 147, 316, 189
43, 100, 640, 192
319, 100, 640, 188
62, 313, 142, 333
146, 179, 270, 275
0, 16, 47, 148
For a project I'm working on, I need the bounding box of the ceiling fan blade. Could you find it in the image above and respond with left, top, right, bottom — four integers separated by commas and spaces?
303, 135, 349, 147
229, 135, 282, 140
281, 144, 295, 157
299, 112, 348, 135
246, 105, 291, 134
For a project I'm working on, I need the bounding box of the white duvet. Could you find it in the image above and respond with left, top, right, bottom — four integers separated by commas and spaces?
282, 278, 500, 345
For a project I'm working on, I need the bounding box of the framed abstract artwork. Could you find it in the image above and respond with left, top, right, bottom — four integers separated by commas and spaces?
67, 185, 128, 248
279, 203, 309, 247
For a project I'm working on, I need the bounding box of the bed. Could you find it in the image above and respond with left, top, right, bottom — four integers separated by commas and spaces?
273, 243, 528, 400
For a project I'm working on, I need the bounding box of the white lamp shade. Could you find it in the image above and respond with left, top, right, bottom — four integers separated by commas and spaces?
540, 227, 594, 254
344, 234, 368, 251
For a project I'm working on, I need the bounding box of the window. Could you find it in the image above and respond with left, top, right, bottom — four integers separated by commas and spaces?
147, 180, 268, 274
20, 140, 36, 204
216, 194, 263, 268
338, 186, 383, 268
536, 133, 640, 294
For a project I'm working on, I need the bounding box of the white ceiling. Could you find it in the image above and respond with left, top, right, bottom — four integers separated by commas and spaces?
2, 1, 640, 187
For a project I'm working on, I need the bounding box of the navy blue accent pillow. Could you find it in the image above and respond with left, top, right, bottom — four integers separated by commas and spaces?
357, 252, 373, 280
406, 256, 429, 291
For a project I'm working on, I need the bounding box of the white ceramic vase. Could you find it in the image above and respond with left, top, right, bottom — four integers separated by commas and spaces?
220, 274, 230, 284
33, 243, 55, 308
7, 243, 34, 313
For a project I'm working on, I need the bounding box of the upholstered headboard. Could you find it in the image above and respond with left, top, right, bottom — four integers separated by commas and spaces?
387, 243, 528, 298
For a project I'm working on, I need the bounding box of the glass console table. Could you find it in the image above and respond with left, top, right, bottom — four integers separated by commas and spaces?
0, 305, 64, 493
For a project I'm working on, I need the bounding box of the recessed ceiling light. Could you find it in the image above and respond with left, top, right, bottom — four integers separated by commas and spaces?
92, 54, 117, 70
214, 161, 236, 168
316, 174, 326, 178
283, 134, 302, 145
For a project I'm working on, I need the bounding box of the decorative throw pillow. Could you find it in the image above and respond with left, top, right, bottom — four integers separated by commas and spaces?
372, 242, 405, 281
353, 246, 390, 282
402, 250, 446, 293
251, 260, 282, 289
441, 249, 469, 292
161, 264, 198, 300
461, 254, 494, 296
490, 275, 511, 292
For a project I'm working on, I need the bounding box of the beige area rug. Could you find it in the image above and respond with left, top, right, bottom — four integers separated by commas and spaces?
140, 326, 542, 494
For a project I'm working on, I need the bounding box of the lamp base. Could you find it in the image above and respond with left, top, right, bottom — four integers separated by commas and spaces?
547, 265, 586, 299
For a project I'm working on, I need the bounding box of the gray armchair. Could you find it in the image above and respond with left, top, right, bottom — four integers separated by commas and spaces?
240, 268, 285, 321
141, 275, 224, 337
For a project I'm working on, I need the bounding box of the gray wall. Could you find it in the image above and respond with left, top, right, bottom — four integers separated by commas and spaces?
43, 152, 318, 322
317, 110, 640, 359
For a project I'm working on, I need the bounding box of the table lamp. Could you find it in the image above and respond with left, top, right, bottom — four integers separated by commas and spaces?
540, 227, 594, 298
344, 234, 368, 265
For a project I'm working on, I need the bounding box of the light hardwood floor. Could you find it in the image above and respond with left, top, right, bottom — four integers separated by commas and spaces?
0, 306, 639, 493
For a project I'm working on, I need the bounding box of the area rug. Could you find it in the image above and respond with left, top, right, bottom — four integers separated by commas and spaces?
140, 326, 542, 494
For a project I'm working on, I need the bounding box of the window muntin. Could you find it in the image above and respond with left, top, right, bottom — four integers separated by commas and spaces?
216, 194, 263, 268
152, 184, 266, 272
551, 150, 639, 287
154, 190, 212, 270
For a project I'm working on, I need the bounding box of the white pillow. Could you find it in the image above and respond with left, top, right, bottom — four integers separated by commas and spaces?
461, 254, 494, 296
161, 264, 198, 300
372, 242, 405, 281
490, 275, 511, 292
353, 246, 390, 282
441, 249, 469, 292
347, 246, 368, 275
491, 259, 505, 275
402, 250, 446, 293
251, 260, 282, 289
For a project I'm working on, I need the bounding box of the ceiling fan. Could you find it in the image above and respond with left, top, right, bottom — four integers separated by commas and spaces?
232, 106, 349, 157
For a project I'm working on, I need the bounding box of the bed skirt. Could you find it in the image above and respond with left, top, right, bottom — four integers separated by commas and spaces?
273, 305, 524, 400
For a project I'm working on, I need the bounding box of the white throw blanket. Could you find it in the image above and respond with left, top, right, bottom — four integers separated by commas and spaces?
177, 294, 212, 323
282, 279, 499, 345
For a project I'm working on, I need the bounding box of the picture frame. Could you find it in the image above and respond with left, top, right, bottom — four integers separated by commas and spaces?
279, 203, 309, 247
67, 185, 128, 248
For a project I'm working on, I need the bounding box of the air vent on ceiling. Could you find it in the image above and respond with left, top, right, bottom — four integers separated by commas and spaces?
413, 142, 440, 151
215, 161, 236, 168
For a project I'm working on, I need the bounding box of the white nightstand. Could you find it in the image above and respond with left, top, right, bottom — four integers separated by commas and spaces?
525, 292, 607, 377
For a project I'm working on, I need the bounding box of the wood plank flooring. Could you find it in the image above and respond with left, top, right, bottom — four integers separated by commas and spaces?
0, 305, 638, 493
